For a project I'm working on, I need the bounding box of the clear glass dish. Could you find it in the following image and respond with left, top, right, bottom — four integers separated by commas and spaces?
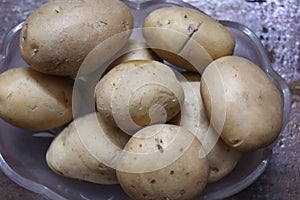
0, 0, 291, 200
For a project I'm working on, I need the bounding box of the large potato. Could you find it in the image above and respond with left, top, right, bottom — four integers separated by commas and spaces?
170, 72, 241, 183
20, 0, 133, 77
201, 56, 283, 151
143, 6, 235, 73
46, 113, 130, 184
0, 67, 73, 131
95, 60, 184, 134
116, 124, 209, 200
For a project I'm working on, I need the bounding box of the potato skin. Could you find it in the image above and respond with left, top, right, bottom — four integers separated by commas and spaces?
201, 56, 283, 152
20, 0, 133, 77
109, 39, 162, 68
95, 60, 184, 134
143, 6, 235, 73
46, 113, 130, 184
116, 124, 209, 200
0, 67, 73, 131
170, 72, 241, 183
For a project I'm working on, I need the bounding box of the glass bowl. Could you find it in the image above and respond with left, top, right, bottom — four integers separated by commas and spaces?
0, 0, 291, 200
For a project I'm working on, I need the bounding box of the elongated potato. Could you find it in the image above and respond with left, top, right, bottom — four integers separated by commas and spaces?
116, 124, 209, 200
20, 0, 133, 77
0, 67, 73, 131
95, 60, 184, 134
143, 6, 235, 73
201, 56, 283, 151
46, 113, 130, 184
170, 72, 241, 183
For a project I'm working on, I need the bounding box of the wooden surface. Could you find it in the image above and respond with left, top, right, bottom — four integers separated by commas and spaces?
0, 0, 299, 199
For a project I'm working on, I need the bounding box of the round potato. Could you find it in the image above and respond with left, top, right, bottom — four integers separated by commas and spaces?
0, 67, 73, 131
46, 113, 130, 184
95, 60, 184, 134
116, 124, 209, 200
200, 56, 283, 151
170, 72, 241, 183
20, 0, 133, 77
143, 6, 235, 73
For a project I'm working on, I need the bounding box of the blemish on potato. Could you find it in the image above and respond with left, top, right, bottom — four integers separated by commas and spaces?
129, 185, 137, 191
180, 189, 185, 195
97, 20, 108, 26
150, 179, 156, 184
170, 170, 174, 175
22, 23, 28, 41
230, 139, 242, 147
157, 144, 163, 152
242, 92, 248, 100
33, 48, 39, 54
179, 147, 184, 153
6, 92, 13, 100
54, 7, 61, 14
212, 167, 219, 173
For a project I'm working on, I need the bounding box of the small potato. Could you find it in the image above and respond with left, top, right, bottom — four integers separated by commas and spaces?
143, 6, 235, 73
20, 0, 133, 77
46, 113, 130, 184
0, 67, 73, 131
116, 124, 209, 200
95, 60, 184, 134
170, 72, 241, 183
201, 56, 283, 151
108, 39, 162, 69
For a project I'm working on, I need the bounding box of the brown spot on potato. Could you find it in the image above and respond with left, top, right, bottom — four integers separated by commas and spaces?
170, 170, 174, 175
129, 185, 137, 191
150, 179, 156, 184
212, 167, 219, 173
33, 48, 39, 54
230, 139, 242, 147
180, 189, 185, 195
55, 8, 60, 13
157, 144, 163, 152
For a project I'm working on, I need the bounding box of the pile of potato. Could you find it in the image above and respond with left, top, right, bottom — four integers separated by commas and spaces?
0, 0, 284, 199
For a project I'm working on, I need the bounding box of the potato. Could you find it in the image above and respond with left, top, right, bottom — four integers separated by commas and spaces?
109, 39, 162, 69
170, 72, 241, 183
116, 124, 209, 200
143, 6, 235, 73
20, 0, 133, 77
46, 113, 130, 184
201, 56, 283, 151
0, 67, 73, 131
95, 60, 184, 134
